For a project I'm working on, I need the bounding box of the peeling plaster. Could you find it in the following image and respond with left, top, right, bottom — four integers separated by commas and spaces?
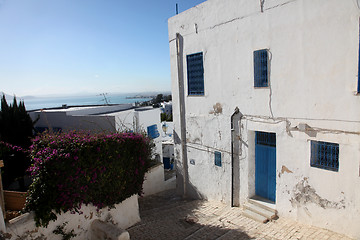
290, 178, 345, 209
279, 165, 293, 177
209, 103, 223, 115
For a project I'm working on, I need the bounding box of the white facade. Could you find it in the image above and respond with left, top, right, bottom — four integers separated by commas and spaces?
168, 0, 360, 238
29, 105, 162, 160
160, 102, 173, 117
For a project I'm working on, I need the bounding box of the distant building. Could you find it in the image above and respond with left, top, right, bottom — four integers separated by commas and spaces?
29, 104, 162, 160
169, 0, 360, 238
160, 101, 172, 117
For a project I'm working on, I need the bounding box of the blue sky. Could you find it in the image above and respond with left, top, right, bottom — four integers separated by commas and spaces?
0, 0, 206, 97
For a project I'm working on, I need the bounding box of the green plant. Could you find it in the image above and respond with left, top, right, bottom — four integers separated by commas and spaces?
52, 222, 76, 240
161, 113, 173, 122
0, 95, 35, 190
25, 131, 154, 227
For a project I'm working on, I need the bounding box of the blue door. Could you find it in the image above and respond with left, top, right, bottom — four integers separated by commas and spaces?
255, 131, 276, 202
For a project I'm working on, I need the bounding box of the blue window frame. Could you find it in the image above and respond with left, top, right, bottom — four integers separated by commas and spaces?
311, 141, 339, 172
147, 124, 160, 139
187, 52, 204, 95
254, 49, 268, 87
214, 151, 221, 167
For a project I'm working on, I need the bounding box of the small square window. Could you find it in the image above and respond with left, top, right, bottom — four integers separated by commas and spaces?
310, 141, 339, 172
214, 151, 221, 167
187, 52, 204, 95
254, 49, 268, 87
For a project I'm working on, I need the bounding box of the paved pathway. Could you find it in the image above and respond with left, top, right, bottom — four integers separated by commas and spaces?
127, 190, 353, 240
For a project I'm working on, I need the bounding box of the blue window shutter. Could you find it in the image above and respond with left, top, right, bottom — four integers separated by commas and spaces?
147, 124, 160, 139
214, 151, 222, 167
254, 49, 268, 87
187, 52, 204, 95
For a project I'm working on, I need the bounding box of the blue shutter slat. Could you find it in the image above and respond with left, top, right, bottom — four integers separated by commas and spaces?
147, 125, 160, 139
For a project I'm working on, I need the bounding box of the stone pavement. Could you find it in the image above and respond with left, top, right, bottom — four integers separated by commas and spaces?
127, 190, 353, 240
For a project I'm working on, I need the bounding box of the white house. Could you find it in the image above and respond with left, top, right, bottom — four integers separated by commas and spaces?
160, 101, 173, 117
29, 105, 162, 160
168, 0, 360, 238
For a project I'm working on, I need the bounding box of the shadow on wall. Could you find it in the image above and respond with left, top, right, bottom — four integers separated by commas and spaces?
130, 189, 252, 240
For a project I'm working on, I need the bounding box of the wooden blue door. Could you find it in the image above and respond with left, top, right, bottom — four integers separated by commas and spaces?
255, 131, 276, 202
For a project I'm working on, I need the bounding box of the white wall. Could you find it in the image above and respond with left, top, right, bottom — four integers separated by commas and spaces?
7, 195, 140, 240
169, 0, 360, 238
142, 164, 176, 197
30, 112, 116, 132
137, 108, 163, 161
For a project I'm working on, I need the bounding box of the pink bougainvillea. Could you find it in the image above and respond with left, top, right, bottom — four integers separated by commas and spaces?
25, 131, 154, 227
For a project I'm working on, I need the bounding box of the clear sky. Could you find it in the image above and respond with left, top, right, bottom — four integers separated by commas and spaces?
0, 0, 206, 97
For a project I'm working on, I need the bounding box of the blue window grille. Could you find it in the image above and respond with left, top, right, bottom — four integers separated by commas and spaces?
187, 52, 204, 95
310, 141, 339, 172
256, 131, 276, 147
254, 49, 268, 87
147, 124, 160, 139
214, 151, 222, 167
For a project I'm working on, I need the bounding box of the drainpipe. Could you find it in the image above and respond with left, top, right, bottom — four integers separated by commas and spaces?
231, 107, 240, 207
176, 33, 188, 197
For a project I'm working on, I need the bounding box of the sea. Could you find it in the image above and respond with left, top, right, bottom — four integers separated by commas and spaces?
21, 93, 153, 111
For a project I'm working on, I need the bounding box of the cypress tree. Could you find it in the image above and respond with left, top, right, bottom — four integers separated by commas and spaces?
0, 94, 34, 190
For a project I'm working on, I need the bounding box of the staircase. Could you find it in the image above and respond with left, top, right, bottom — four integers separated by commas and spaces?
243, 198, 277, 223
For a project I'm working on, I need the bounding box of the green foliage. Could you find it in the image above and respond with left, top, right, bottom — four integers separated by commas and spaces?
161, 113, 173, 122
0, 95, 34, 190
53, 222, 76, 240
0, 95, 33, 147
25, 131, 154, 227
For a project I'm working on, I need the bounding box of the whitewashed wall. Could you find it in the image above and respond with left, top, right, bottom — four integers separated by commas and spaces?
6, 195, 139, 240
169, 0, 360, 238
30, 111, 116, 132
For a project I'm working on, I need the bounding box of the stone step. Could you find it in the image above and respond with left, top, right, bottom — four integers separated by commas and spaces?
248, 198, 277, 214
243, 202, 276, 220
242, 209, 268, 223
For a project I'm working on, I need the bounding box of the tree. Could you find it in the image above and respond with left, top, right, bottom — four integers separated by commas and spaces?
0, 95, 34, 190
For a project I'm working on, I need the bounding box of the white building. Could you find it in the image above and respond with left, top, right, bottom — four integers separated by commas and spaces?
29, 104, 162, 160
168, 0, 360, 238
160, 102, 173, 117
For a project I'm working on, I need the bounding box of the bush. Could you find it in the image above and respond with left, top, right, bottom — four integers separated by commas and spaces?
25, 131, 154, 227
0, 95, 34, 191
0, 141, 29, 190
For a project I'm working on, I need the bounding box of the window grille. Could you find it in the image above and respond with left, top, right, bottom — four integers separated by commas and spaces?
256, 131, 276, 147
147, 124, 159, 139
214, 151, 222, 167
254, 49, 268, 87
311, 141, 339, 172
187, 52, 204, 95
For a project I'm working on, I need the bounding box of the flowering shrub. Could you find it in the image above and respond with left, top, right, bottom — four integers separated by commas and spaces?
25, 131, 154, 227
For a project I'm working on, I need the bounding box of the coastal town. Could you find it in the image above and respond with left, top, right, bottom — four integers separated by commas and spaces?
1, 0, 360, 239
